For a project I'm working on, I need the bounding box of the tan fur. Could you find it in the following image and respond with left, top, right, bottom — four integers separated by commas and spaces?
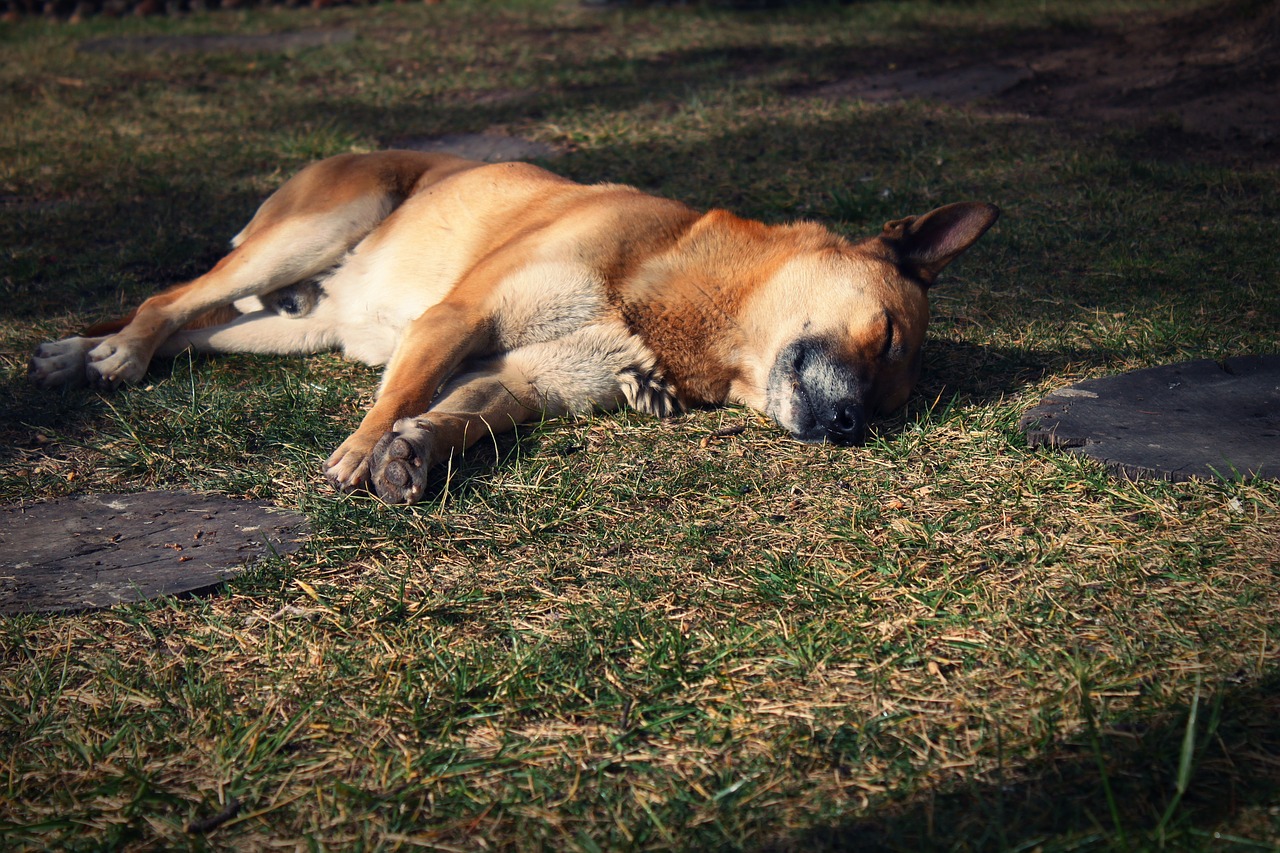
30, 152, 999, 504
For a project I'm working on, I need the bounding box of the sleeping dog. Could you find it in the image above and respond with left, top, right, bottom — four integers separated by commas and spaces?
30, 152, 998, 504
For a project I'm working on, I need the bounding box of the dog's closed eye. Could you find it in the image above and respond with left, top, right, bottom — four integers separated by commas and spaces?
793, 344, 810, 373
880, 313, 895, 360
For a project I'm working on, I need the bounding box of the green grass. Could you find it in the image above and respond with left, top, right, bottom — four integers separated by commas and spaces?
2, 0, 1279, 849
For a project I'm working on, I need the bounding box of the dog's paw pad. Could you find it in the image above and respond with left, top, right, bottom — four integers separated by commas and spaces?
379, 457, 413, 489
384, 437, 415, 463
369, 420, 435, 505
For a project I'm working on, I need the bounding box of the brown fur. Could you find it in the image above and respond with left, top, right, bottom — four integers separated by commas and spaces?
30, 152, 998, 504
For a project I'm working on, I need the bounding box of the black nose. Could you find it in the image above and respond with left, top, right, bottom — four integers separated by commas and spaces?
827, 401, 866, 445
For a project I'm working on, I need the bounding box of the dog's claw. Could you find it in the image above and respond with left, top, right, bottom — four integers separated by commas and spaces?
85, 338, 147, 389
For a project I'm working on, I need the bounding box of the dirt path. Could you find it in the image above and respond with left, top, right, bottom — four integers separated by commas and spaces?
817, 0, 1279, 161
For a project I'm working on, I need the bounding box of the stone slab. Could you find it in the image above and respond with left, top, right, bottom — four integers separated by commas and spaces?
0, 492, 309, 615
1020, 355, 1280, 482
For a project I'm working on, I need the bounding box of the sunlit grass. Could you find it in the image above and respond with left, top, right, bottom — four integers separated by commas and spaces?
1, 0, 1277, 849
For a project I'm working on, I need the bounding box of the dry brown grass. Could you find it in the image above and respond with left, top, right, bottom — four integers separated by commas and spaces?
2, 0, 1279, 848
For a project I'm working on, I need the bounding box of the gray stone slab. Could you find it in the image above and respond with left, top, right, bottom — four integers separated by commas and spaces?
1020, 356, 1280, 482
394, 134, 561, 162
79, 29, 356, 55
0, 492, 309, 615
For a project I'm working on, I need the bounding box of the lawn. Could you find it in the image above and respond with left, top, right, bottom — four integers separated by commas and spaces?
1, 0, 1278, 849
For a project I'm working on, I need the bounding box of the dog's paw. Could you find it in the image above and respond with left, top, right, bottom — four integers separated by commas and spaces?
368, 418, 437, 505
324, 442, 373, 494
85, 337, 149, 390
29, 337, 97, 389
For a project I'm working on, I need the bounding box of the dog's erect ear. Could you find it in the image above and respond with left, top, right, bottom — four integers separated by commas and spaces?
879, 202, 1000, 286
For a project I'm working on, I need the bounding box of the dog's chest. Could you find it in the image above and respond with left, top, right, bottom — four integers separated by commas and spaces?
486, 261, 610, 349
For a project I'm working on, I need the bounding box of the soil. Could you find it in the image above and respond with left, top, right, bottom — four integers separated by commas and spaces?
814, 0, 1280, 162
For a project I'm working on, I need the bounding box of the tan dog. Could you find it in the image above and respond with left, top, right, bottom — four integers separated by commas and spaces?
29, 152, 998, 504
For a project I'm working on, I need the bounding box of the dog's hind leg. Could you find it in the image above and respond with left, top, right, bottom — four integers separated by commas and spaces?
30, 152, 479, 391
28, 335, 107, 389
78, 216, 375, 390
31, 236, 333, 391
31, 223, 362, 390
30, 290, 330, 389
155, 310, 339, 358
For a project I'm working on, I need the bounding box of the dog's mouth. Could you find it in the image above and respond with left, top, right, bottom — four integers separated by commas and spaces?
765, 338, 868, 446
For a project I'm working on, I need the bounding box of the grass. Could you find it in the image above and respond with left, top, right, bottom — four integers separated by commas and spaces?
2, 0, 1279, 849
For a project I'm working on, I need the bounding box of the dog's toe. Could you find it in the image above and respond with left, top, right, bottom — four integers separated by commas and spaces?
323, 444, 372, 493
85, 339, 148, 389
29, 337, 95, 388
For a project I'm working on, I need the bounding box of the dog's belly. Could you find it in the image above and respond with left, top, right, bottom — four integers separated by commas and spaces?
333, 320, 403, 365
315, 253, 612, 368
321, 287, 433, 366
316, 240, 463, 365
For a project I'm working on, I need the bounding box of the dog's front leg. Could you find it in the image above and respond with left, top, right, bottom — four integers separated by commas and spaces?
362, 324, 644, 504
364, 354, 566, 504
324, 301, 491, 495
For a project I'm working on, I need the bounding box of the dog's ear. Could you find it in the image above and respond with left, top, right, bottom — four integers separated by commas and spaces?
880, 202, 1000, 286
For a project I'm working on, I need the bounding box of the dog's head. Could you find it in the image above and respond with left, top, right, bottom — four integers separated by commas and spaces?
739, 202, 999, 445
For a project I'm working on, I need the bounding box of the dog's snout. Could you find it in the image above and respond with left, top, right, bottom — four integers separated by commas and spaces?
827, 400, 866, 445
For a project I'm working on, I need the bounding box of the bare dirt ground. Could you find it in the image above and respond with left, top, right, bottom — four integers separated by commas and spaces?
817, 0, 1280, 162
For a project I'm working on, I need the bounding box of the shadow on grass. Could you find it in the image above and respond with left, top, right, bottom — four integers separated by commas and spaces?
0, 355, 215, 472
917, 338, 1093, 404
762, 670, 1280, 851
3, 8, 1210, 475
1, 185, 265, 323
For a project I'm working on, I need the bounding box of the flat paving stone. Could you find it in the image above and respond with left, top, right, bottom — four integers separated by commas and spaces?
0, 492, 309, 615
394, 133, 561, 162
1020, 355, 1280, 482
79, 29, 356, 55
